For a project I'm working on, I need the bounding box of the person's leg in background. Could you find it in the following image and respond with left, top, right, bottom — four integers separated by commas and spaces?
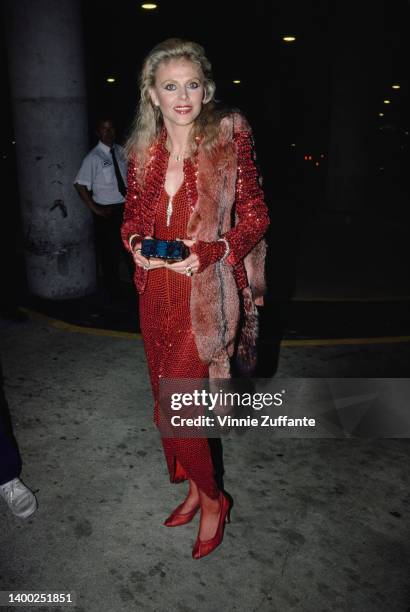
107, 204, 134, 295
0, 358, 37, 519
92, 209, 111, 295
0, 173, 27, 321
93, 204, 127, 298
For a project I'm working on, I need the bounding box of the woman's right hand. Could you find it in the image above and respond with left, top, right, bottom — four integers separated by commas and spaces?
131, 237, 165, 270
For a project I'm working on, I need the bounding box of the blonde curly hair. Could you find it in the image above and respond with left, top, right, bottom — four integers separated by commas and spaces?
125, 38, 231, 162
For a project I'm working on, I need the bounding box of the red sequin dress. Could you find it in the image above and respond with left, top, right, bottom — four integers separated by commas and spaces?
122, 119, 270, 500
139, 179, 220, 499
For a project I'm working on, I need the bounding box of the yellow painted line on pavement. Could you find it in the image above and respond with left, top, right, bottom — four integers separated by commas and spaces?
20, 308, 142, 340
293, 296, 410, 302
281, 336, 410, 347
20, 307, 410, 347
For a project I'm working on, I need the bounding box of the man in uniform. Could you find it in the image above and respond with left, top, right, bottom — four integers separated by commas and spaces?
74, 117, 128, 298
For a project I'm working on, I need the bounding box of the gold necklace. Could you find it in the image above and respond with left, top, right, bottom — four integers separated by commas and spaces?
166, 140, 187, 163
170, 150, 185, 163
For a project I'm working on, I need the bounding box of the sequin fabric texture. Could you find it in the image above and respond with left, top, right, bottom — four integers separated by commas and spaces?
122, 119, 270, 500
139, 179, 220, 499
225, 129, 269, 266
120, 125, 270, 292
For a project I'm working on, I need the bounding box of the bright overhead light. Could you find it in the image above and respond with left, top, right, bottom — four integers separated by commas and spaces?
283, 36, 296, 42
106, 77, 115, 83
392, 84, 400, 89
383, 99, 391, 104
379, 112, 384, 117
141, 3, 157, 9
233, 80, 241, 84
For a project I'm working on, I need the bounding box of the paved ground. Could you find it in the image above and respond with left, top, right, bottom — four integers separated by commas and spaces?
0, 315, 409, 612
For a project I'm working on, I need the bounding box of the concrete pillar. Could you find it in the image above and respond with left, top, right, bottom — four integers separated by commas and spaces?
3, 0, 96, 298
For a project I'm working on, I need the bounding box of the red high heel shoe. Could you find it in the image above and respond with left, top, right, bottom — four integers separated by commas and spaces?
192, 492, 232, 559
164, 501, 200, 527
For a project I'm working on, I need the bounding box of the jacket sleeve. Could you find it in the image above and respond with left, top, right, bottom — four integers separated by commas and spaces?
192, 123, 269, 273
120, 156, 142, 253
190, 239, 226, 273
222, 126, 270, 266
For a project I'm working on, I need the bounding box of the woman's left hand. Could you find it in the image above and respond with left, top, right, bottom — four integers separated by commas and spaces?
165, 238, 199, 276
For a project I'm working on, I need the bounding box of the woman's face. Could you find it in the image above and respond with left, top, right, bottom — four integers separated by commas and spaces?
149, 58, 205, 129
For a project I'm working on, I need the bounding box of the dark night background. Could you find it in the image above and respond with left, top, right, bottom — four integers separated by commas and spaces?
81, 0, 410, 211
1, 0, 410, 338
1, 4, 410, 608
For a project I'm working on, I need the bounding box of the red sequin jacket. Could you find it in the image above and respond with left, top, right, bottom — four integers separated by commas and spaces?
121, 112, 270, 377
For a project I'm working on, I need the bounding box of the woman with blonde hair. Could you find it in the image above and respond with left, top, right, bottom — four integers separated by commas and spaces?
121, 38, 269, 559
